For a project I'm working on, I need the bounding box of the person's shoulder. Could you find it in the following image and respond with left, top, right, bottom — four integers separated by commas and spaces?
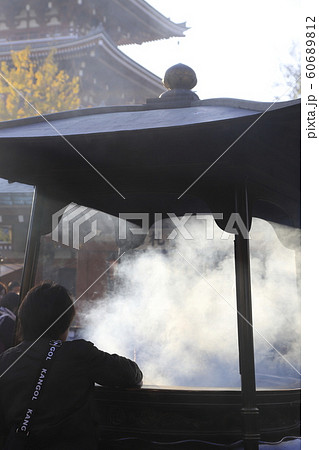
0, 307, 14, 320
64, 338, 95, 348
62, 339, 98, 356
0, 341, 25, 357
0, 342, 26, 372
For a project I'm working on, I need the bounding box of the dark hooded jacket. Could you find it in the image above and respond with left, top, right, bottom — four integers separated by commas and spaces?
0, 338, 143, 449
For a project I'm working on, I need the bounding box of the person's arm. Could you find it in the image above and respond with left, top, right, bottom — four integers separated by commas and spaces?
83, 341, 143, 388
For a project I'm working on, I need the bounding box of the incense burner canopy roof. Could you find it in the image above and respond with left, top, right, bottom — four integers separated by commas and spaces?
0, 97, 301, 228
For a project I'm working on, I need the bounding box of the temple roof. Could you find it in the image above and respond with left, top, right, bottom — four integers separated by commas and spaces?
0, 180, 33, 207
0, 0, 187, 46
0, 179, 33, 194
106, 0, 188, 45
0, 26, 165, 106
0, 26, 163, 89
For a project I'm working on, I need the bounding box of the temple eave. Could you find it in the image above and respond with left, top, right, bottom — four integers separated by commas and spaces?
0, 1, 187, 47
0, 30, 162, 87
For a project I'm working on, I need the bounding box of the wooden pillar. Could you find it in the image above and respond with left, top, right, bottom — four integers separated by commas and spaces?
234, 185, 260, 450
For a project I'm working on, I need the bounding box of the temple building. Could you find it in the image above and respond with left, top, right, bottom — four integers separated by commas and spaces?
0, 179, 33, 285
0, 0, 187, 107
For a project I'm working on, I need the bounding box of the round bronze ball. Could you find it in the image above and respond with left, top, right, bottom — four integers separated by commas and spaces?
163, 63, 197, 90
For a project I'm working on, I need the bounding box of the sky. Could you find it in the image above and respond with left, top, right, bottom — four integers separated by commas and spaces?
122, 0, 301, 102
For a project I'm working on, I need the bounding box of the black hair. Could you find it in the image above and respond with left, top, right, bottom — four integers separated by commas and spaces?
18, 282, 75, 341
0, 292, 20, 314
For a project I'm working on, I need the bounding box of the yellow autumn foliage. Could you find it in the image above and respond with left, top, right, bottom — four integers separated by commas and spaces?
0, 47, 80, 120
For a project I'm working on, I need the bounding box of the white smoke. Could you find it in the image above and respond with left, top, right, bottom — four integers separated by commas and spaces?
250, 219, 301, 387
81, 216, 301, 389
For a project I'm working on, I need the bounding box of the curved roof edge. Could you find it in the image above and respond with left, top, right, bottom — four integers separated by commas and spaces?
0, 97, 301, 130
195, 97, 301, 112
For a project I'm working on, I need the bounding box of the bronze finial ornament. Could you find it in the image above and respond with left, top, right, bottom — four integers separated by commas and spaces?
162, 63, 197, 90
160, 63, 199, 102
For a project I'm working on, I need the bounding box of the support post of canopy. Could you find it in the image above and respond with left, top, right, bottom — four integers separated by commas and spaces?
20, 187, 43, 301
19, 189, 68, 304
234, 184, 260, 450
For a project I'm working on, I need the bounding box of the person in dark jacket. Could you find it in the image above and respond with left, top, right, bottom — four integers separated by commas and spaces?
7, 281, 20, 296
0, 282, 143, 449
0, 292, 20, 353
